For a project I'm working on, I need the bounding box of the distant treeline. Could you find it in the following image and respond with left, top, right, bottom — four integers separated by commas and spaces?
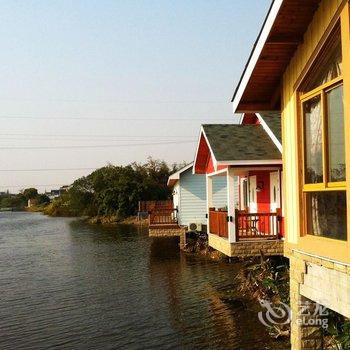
44, 158, 185, 219
0, 188, 50, 210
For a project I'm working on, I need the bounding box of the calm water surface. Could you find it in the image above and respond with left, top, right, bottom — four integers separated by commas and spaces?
0, 212, 289, 349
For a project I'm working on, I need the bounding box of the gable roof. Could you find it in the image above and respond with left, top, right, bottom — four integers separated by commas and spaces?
259, 112, 281, 143
202, 124, 281, 163
167, 163, 193, 187
231, 0, 322, 112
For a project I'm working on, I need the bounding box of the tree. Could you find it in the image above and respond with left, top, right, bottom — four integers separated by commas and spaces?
22, 188, 38, 200
0, 193, 27, 209
36, 194, 50, 205
47, 158, 187, 219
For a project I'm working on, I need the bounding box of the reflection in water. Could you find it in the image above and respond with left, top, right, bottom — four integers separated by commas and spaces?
148, 238, 288, 349
0, 212, 289, 350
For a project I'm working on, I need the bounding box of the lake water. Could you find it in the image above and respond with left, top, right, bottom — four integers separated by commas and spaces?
0, 212, 289, 349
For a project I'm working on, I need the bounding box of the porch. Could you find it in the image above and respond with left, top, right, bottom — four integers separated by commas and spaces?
139, 200, 184, 237
209, 209, 282, 240
206, 166, 284, 257
149, 208, 179, 229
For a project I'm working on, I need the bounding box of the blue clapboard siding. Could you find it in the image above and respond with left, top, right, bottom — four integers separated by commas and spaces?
212, 176, 227, 209
178, 168, 207, 226
212, 176, 239, 209
177, 168, 240, 226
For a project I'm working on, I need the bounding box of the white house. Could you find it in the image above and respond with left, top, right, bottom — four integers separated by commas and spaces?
167, 163, 231, 232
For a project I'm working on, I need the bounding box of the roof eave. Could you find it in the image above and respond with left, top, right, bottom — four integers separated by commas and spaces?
216, 159, 282, 166
167, 178, 179, 187
231, 0, 284, 113
168, 162, 194, 183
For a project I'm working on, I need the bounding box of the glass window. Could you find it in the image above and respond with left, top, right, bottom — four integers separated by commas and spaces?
327, 84, 346, 182
302, 25, 342, 92
306, 191, 347, 240
300, 22, 347, 241
303, 95, 323, 184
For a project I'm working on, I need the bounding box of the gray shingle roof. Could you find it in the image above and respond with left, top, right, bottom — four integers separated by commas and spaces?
259, 112, 282, 143
202, 124, 281, 162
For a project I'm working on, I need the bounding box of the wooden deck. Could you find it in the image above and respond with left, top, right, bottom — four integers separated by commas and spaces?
236, 211, 281, 241
138, 200, 173, 213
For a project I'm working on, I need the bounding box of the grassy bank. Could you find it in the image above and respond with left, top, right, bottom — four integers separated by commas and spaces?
88, 215, 148, 226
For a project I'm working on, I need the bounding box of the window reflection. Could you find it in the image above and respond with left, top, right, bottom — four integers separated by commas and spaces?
327, 84, 346, 182
307, 191, 347, 240
303, 95, 323, 184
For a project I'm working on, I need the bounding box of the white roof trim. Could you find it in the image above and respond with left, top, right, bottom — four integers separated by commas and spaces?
217, 159, 282, 166
231, 0, 283, 113
167, 162, 193, 186
257, 113, 282, 153
207, 168, 228, 177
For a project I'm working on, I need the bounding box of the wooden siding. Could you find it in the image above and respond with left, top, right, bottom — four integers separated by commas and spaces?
177, 167, 239, 228
211, 176, 239, 209
209, 210, 228, 238
236, 0, 321, 111
282, 0, 349, 259
212, 176, 227, 209
178, 168, 207, 226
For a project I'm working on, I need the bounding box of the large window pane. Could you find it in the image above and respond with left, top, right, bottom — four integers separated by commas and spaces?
302, 25, 342, 92
327, 84, 346, 182
306, 191, 347, 240
303, 95, 323, 183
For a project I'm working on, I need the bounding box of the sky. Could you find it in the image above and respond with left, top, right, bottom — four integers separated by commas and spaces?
0, 0, 271, 193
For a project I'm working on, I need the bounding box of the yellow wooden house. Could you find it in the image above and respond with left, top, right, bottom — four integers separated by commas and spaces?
232, 0, 350, 349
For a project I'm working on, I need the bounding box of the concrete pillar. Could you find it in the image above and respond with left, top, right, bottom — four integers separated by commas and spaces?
227, 167, 236, 243
206, 175, 213, 234
290, 257, 324, 350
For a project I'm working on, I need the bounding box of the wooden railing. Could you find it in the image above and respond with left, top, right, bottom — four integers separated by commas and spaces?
209, 210, 228, 238
149, 208, 178, 226
139, 200, 173, 213
236, 210, 281, 240
208, 208, 282, 240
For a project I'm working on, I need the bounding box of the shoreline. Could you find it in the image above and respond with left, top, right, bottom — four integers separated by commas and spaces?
87, 215, 149, 226
22, 206, 149, 227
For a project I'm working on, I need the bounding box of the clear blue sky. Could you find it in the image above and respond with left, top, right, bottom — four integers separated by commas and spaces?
0, 0, 271, 193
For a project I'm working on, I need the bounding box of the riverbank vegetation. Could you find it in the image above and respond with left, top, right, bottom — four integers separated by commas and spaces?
0, 188, 50, 211
45, 158, 185, 221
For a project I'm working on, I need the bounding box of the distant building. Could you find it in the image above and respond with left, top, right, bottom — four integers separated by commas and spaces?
59, 185, 70, 194
45, 186, 70, 201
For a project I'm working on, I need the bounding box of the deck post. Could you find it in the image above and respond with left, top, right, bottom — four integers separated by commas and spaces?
227, 167, 236, 243
206, 175, 213, 234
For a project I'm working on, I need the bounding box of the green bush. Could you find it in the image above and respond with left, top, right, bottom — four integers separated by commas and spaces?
45, 158, 186, 219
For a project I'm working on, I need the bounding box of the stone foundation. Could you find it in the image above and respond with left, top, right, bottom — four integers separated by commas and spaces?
179, 231, 186, 250
149, 226, 186, 237
208, 234, 284, 257
289, 250, 350, 349
231, 240, 284, 257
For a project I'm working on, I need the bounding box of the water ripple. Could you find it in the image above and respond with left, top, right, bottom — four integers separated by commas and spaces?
0, 212, 289, 350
